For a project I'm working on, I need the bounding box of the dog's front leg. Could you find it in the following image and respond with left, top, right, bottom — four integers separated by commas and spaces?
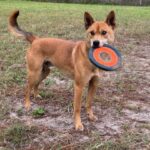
86, 76, 98, 121
73, 82, 84, 131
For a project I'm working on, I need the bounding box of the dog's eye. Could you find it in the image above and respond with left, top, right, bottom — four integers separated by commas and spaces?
90, 31, 95, 36
101, 31, 107, 35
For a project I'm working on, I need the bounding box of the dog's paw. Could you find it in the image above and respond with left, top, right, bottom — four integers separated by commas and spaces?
88, 113, 98, 121
75, 122, 84, 131
36, 94, 42, 99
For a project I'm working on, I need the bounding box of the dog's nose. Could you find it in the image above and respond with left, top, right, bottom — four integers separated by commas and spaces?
93, 40, 100, 48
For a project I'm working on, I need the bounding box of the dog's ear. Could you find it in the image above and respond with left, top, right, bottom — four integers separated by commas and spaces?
105, 11, 116, 29
84, 12, 94, 30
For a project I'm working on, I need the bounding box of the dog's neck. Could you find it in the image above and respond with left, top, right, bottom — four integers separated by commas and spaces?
83, 41, 98, 72
85, 40, 91, 50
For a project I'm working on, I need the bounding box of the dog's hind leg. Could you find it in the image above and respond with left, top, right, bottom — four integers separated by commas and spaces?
25, 63, 50, 109
33, 61, 51, 98
25, 69, 42, 110
25, 60, 51, 110
86, 76, 99, 121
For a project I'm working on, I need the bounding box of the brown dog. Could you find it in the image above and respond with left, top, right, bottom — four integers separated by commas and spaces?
9, 10, 116, 130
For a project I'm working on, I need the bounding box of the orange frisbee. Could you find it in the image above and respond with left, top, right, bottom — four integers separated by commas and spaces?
88, 44, 122, 71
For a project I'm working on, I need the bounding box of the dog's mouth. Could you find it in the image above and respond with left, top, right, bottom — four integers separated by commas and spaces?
91, 39, 108, 48
92, 44, 100, 49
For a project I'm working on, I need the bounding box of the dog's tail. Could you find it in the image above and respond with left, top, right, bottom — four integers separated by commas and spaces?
8, 10, 36, 43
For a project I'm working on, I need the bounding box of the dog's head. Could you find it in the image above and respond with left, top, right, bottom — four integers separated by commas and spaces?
84, 11, 116, 48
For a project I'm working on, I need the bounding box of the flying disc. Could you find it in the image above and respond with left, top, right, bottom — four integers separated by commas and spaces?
88, 44, 122, 71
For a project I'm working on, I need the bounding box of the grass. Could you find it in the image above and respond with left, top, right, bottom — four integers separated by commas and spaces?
32, 107, 45, 117
0, 123, 32, 148
0, 0, 150, 149
0, 123, 41, 149
39, 90, 55, 98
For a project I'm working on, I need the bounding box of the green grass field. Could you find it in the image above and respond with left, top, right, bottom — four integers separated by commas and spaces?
0, 0, 150, 149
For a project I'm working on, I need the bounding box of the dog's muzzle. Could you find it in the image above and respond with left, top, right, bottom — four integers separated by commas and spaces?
91, 39, 108, 48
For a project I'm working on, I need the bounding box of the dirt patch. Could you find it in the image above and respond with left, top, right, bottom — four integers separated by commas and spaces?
0, 37, 150, 149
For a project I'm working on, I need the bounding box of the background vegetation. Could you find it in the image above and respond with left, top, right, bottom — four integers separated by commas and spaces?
27, 0, 150, 6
